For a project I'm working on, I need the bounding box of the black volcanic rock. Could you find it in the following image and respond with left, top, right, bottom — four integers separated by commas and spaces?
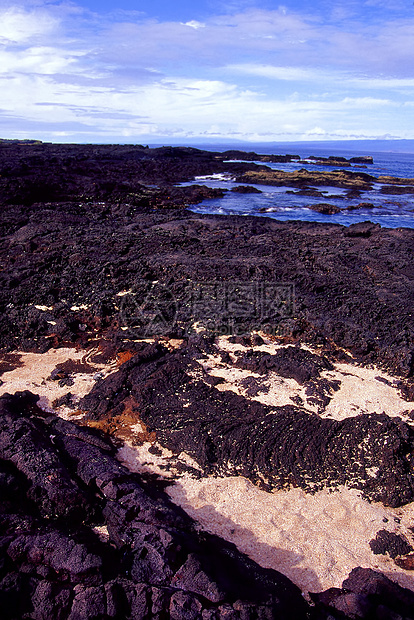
286, 188, 326, 197
311, 567, 414, 619
345, 221, 381, 237
369, 529, 414, 559
221, 150, 300, 163
305, 155, 351, 167
0, 391, 311, 620
350, 156, 374, 164
1, 200, 413, 377
238, 168, 376, 190
2, 387, 414, 620
380, 184, 414, 194
346, 202, 376, 211
308, 203, 341, 214
1, 142, 414, 619
230, 185, 262, 194
0, 392, 96, 522
233, 346, 333, 383
80, 342, 414, 507
0, 142, 413, 377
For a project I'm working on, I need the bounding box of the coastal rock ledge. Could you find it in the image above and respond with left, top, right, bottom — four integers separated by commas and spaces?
1, 142, 414, 619
1, 390, 414, 620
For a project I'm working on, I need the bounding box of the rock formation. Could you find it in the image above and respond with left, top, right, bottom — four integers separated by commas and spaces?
1, 142, 414, 618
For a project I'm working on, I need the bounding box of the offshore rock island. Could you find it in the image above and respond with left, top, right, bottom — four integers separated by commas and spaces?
1, 141, 414, 619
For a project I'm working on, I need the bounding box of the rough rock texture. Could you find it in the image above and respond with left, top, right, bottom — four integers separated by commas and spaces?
311, 567, 414, 619
1, 206, 414, 379
230, 185, 262, 194
308, 203, 341, 214
0, 391, 310, 620
80, 339, 414, 508
238, 168, 376, 190
1, 142, 414, 618
0, 143, 413, 381
2, 391, 414, 619
233, 346, 334, 383
369, 530, 414, 559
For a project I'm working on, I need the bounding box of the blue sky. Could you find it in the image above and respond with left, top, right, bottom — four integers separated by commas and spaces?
0, 0, 414, 143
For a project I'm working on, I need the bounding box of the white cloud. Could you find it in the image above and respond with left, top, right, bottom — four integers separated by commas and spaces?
0, 46, 82, 75
226, 63, 414, 95
0, 63, 408, 141
364, 0, 407, 8
227, 63, 327, 81
0, 2, 414, 141
0, 7, 59, 44
350, 77, 414, 89
181, 20, 205, 29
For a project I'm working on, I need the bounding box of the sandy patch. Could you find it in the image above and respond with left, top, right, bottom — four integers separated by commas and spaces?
321, 363, 411, 420
0, 347, 117, 418
118, 440, 414, 595
195, 337, 412, 422
167, 478, 414, 594
118, 441, 203, 479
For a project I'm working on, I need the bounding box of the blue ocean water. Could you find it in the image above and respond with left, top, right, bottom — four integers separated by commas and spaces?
177, 141, 414, 229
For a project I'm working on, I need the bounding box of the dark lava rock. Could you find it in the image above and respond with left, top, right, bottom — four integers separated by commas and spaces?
238, 168, 376, 190
394, 553, 414, 570
230, 185, 262, 194
1, 143, 414, 618
345, 221, 381, 237
311, 567, 414, 619
0, 390, 312, 620
4, 391, 411, 620
380, 185, 414, 194
233, 345, 333, 383
221, 151, 300, 164
346, 202, 376, 211
305, 156, 351, 167
81, 342, 414, 507
0, 391, 95, 522
307, 203, 341, 215
369, 529, 413, 558
168, 184, 226, 204
0, 143, 413, 379
399, 380, 414, 401
345, 189, 363, 199
0, 354, 23, 376
304, 377, 341, 412
53, 392, 78, 409
239, 376, 270, 397
349, 156, 374, 164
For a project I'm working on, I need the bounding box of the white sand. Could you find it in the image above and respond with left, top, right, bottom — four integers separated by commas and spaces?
195, 337, 412, 422
0, 347, 117, 417
119, 443, 414, 595
167, 478, 414, 594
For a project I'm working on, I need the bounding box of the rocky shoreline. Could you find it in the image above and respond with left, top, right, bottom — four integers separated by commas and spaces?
1, 142, 414, 619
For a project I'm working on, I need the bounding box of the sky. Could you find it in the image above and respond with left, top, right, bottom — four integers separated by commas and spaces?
0, 0, 414, 143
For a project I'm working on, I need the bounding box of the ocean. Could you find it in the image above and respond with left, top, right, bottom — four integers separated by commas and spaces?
173, 140, 414, 229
